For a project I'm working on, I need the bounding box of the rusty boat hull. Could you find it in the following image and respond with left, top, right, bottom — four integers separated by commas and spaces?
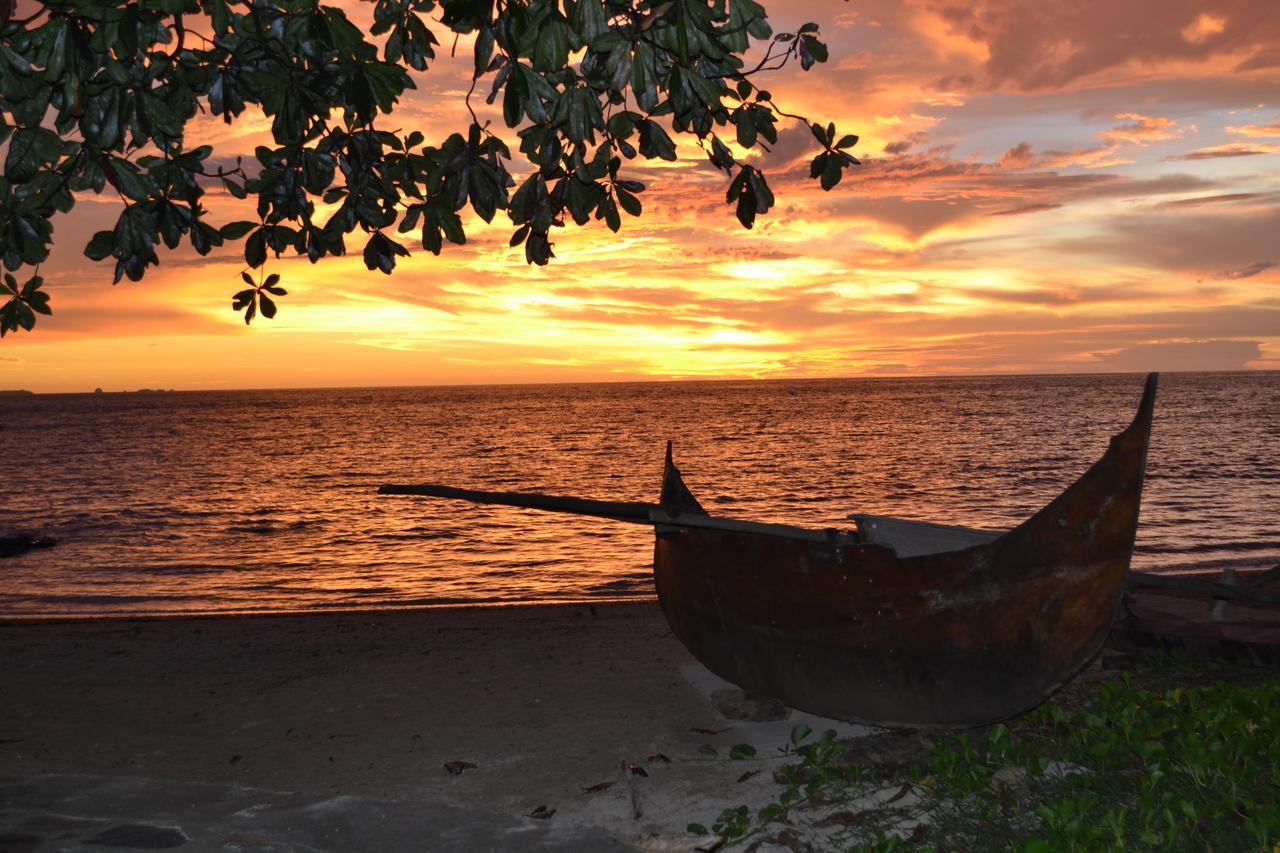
653, 374, 1158, 728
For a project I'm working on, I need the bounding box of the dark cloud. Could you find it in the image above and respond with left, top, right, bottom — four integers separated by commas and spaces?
1156, 193, 1267, 209
862, 363, 913, 374
788, 144, 1215, 242
1217, 261, 1277, 280
1170, 144, 1280, 160
376, 285, 466, 315
1236, 47, 1280, 71
961, 287, 1078, 306
927, 72, 979, 92
987, 203, 1062, 216
999, 142, 1034, 169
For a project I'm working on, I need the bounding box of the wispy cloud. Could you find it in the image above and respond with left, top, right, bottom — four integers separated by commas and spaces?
1226, 118, 1280, 139
1217, 261, 1277, 280
1156, 193, 1268, 209
986, 203, 1063, 216
1099, 113, 1193, 145
1170, 143, 1280, 160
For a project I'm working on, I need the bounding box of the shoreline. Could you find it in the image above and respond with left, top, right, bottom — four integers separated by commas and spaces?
0, 595, 657, 626
3, 564, 1263, 626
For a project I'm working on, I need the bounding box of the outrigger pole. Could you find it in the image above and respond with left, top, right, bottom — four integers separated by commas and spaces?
376, 484, 852, 546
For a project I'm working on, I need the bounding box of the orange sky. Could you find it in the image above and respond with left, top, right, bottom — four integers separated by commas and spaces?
4, 0, 1279, 392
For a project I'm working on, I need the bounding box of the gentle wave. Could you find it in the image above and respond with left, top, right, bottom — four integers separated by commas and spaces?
3, 372, 1277, 617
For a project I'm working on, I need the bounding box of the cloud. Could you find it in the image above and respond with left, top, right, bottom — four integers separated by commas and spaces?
1217, 261, 1277, 280
1054, 207, 1280, 275
1092, 339, 1263, 371
1226, 119, 1280, 138
1037, 144, 1131, 169
999, 142, 1034, 169
1236, 48, 1280, 71
1181, 13, 1227, 44
987, 203, 1063, 216
1098, 113, 1192, 144
991, 114, 1191, 176
1155, 193, 1267, 209
1170, 143, 1280, 160
960, 287, 1080, 306
927, 0, 1280, 91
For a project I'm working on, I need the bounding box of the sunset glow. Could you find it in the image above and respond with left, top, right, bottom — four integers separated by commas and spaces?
5, 0, 1279, 392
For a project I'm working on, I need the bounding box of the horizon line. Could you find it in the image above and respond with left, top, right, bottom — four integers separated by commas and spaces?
7, 366, 1275, 396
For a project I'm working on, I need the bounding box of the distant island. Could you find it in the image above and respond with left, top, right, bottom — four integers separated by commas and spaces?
0, 390, 35, 397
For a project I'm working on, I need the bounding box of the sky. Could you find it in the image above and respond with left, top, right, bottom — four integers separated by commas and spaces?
5, 0, 1279, 392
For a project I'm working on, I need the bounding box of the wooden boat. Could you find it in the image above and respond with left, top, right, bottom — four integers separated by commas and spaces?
380, 373, 1159, 728
1111, 566, 1280, 668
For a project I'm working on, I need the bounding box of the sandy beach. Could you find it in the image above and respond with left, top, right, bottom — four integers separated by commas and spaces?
0, 603, 874, 849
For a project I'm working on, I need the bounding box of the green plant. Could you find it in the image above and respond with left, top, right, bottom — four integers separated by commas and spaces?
692, 659, 1278, 851
923, 665, 1280, 851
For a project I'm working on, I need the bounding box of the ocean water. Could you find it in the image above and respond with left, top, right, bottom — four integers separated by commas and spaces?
2, 372, 1276, 618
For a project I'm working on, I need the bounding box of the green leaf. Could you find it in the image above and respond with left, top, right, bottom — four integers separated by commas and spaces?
615, 186, 641, 217
245, 230, 267, 267
85, 231, 116, 262
109, 159, 151, 202
217, 220, 255, 242
638, 120, 677, 161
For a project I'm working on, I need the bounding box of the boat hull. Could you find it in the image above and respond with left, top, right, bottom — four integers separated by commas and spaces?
653, 376, 1156, 728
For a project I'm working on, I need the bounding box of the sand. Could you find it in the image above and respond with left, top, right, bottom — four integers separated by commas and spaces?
0, 603, 875, 848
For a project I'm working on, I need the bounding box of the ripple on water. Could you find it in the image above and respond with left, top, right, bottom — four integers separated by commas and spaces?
3, 372, 1277, 617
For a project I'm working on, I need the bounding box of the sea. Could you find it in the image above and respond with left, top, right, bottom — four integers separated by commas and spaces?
2, 372, 1276, 619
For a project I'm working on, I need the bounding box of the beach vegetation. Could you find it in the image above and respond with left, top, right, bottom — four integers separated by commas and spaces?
690, 656, 1280, 851
0, 0, 859, 334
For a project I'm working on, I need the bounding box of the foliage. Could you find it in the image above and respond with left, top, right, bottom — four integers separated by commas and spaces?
689, 662, 1279, 851
0, 0, 859, 333
924, 671, 1280, 851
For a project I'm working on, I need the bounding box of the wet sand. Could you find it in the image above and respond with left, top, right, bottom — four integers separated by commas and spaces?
0, 603, 872, 846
